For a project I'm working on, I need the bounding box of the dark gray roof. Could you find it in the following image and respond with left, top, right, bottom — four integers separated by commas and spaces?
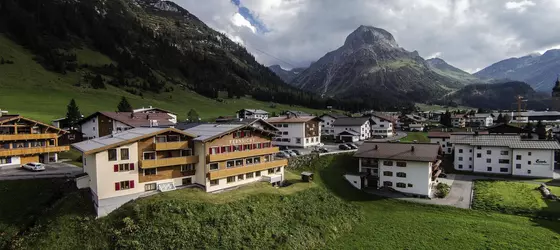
453, 135, 560, 149
320, 113, 348, 119
338, 130, 360, 136
184, 124, 244, 141
332, 117, 370, 126
238, 109, 268, 114
354, 142, 441, 162
175, 122, 208, 130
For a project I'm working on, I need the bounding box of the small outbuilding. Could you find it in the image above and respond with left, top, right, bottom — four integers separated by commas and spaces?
301, 171, 314, 182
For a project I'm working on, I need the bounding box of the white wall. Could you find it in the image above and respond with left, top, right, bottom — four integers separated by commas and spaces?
320, 116, 336, 135
371, 117, 393, 137
430, 137, 452, 154
453, 144, 474, 171
473, 146, 512, 175
378, 159, 432, 196
344, 174, 362, 189
194, 142, 206, 186
333, 122, 370, 140
94, 142, 140, 200
83, 152, 98, 197
512, 149, 555, 178
205, 167, 284, 192
112, 121, 132, 134
0, 156, 20, 167
272, 123, 320, 148
81, 117, 98, 139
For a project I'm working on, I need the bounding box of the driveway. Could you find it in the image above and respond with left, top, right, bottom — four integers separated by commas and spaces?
0, 162, 82, 180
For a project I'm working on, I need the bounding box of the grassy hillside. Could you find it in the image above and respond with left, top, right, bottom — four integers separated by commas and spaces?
2, 155, 559, 249
0, 34, 327, 122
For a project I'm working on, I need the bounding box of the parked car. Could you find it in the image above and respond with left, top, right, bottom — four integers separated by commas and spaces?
279, 146, 290, 150
346, 143, 358, 149
318, 148, 329, 153
285, 150, 297, 157
339, 144, 351, 150
291, 149, 302, 156
276, 152, 290, 158
22, 162, 45, 171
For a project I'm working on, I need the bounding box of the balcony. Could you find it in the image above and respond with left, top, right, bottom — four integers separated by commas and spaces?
154, 141, 189, 151
207, 159, 288, 180
141, 155, 199, 169
208, 147, 279, 162
0, 146, 70, 157
0, 133, 58, 141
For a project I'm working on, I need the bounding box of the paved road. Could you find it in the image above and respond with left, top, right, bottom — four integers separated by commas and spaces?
0, 162, 82, 180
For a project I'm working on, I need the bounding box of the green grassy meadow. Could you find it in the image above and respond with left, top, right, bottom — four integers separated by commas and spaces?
0, 34, 327, 123
400, 132, 430, 142
2, 155, 560, 249
472, 180, 560, 218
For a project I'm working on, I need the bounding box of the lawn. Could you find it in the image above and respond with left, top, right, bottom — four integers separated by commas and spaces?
2, 155, 560, 249
0, 34, 328, 123
400, 132, 429, 142
472, 180, 560, 219
58, 148, 83, 167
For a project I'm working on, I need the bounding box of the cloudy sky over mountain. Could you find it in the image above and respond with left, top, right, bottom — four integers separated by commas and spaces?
177, 0, 560, 73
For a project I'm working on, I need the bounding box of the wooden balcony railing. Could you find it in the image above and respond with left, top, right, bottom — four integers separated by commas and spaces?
154, 141, 189, 151
141, 155, 199, 169
208, 147, 279, 162
207, 159, 288, 180
0, 146, 69, 157
0, 133, 58, 141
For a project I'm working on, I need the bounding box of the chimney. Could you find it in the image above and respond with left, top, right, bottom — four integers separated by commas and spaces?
146, 114, 150, 120
475, 131, 479, 136
130, 113, 134, 118
411, 146, 415, 152
374, 145, 378, 150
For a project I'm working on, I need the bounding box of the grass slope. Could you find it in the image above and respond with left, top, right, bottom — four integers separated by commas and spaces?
472, 180, 560, 218
0, 34, 326, 123
400, 132, 429, 142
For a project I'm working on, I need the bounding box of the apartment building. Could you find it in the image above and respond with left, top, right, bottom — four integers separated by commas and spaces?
73, 127, 199, 217
350, 142, 443, 197
236, 109, 269, 120
468, 114, 493, 127
370, 113, 395, 137
428, 131, 489, 154
133, 106, 178, 124
451, 115, 466, 128
184, 124, 287, 192
332, 117, 372, 141
453, 135, 560, 178
266, 115, 322, 148
79, 111, 176, 139
319, 113, 348, 136
0, 113, 69, 169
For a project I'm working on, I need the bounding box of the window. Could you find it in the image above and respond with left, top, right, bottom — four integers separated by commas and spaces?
487, 167, 492, 172
396, 183, 406, 188
486, 150, 491, 155
168, 135, 180, 142
156, 135, 167, 143
500, 168, 508, 173
181, 164, 194, 172
254, 157, 261, 164
118, 163, 132, 172
209, 163, 219, 171
268, 169, 275, 174
0, 157, 12, 165
145, 183, 156, 191
282, 124, 288, 128
144, 168, 157, 175
255, 171, 261, 177
516, 155, 522, 160
108, 149, 117, 161
296, 138, 301, 144
459, 149, 463, 153
528, 152, 532, 156
396, 172, 406, 178
407, 183, 413, 187
527, 169, 532, 174
469, 149, 472, 153
226, 161, 235, 168
238, 174, 244, 181
227, 176, 236, 183
115, 180, 134, 191
246, 158, 253, 165
235, 160, 243, 166
383, 171, 393, 177
477, 153, 481, 158
383, 181, 393, 187
182, 178, 192, 185
458, 157, 463, 161
528, 161, 532, 165
477, 146, 482, 150
469, 157, 472, 161
516, 164, 521, 169
246, 172, 254, 179
458, 164, 463, 169
396, 162, 406, 167
306, 138, 309, 143
210, 180, 219, 186
143, 152, 155, 160
500, 151, 509, 156
120, 148, 129, 160
499, 159, 510, 164
486, 159, 491, 163
282, 131, 288, 135
383, 161, 393, 166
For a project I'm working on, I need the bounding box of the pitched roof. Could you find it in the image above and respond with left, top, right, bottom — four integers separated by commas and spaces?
354, 142, 441, 162
266, 116, 320, 123
238, 109, 268, 114
473, 113, 492, 118
427, 132, 451, 138
72, 127, 195, 154
133, 106, 176, 115
338, 130, 360, 136
453, 135, 560, 150
332, 117, 371, 126
184, 123, 277, 142
79, 112, 175, 127
214, 118, 279, 132
0, 115, 67, 133
370, 113, 395, 122
320, 113, 348, 119
452, 114, 466, 119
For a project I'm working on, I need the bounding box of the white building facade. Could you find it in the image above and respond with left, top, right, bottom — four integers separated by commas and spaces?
236, 109, 269, 120
319, 114, 347, 136
332, 117, 372, 141
370, 114, 394, 137
468, 114, 493, 127
267, 116, 322, 148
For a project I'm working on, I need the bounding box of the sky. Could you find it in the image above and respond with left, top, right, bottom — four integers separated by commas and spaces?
175, 0, 560, 73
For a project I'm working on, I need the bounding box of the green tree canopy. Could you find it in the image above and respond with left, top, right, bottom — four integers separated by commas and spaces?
66, 98, 81, 129
117, 96, 133, 112
187, 108, 200, 122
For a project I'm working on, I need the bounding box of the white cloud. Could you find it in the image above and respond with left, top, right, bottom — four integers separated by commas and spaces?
427, 52, 443, 59
505, 0, 536, 13
231, 12, 256, 33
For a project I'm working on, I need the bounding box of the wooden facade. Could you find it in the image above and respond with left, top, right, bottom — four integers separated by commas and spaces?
305, 120, 320, 137
138, 165, 195, 183
97, 113, 114, 137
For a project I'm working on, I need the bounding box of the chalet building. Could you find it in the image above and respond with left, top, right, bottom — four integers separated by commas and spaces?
370, 113, 395, 138
284, 110, 311, 117
266, 115, 322, 148
73, 128, 198, 217
451, 114, 467, 128
184, 124, 287, 193
452, 135, 560, 178
319, 113, 348, 136
487, 123, 531, 134
399, 114, 427, 131
236, 109, 269, 120
79, 111, 176, 139
468, 114, 493, 127
0, 113, 69, 169
332, 117, 372, 142
428, 131, 489, 154
348, 142, 443, 197
212, 118, 278, 132
51, 116, 85, 145
133, 106, 178, 124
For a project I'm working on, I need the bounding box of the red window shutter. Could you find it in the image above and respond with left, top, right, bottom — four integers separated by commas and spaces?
240, 131, 245, 137
114, 164, 118, 172
248, 144, 252, 150
130, 163, 135, 170
130, 180, 135, 189
208, 148, 213, 155
115, 182, 120, 191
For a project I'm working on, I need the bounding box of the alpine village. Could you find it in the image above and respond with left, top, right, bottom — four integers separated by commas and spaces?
1, 0, 560, 249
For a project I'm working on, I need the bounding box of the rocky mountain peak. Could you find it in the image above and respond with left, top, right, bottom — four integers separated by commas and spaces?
426, 58, 446, 65
343, 25, 399, 49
